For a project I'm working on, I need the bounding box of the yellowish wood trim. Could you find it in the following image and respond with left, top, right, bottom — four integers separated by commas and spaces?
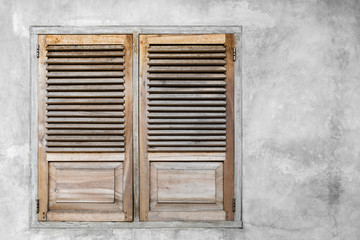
38, 35, 48, 221
46, 211, 126, 222
45, 35, 126, 45
148, 152, 226, 161
139, 35, 150, 221
146, 34, 226, 44
47, 153, 125, 161
148, 211, 226, 222
122, 34, 134, 221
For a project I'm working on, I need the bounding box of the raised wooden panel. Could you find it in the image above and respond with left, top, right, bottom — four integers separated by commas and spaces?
48, 162, 123, 214
148, 162, 225, 221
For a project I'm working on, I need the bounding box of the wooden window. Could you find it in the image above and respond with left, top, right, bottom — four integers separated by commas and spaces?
139, 34, 235, 221
38, 35, 133, 221
38, 33, 235, 223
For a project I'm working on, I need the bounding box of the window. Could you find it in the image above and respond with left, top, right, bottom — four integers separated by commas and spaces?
37, 33, 235, 222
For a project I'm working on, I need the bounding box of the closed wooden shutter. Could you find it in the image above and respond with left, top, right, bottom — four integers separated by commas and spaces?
38, 35, 133, 221
139, 34, 234, 221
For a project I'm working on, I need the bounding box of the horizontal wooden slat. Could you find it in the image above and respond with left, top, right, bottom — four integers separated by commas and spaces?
46, 130, 125, 135
47, 71, 124, 78
47, 65, 124, 71
46, 58, 124, 64
47, 98, 124, 104
148, 130, 226, 135
47, 51, 124, 57
46, 147, 125, 153
148, 118, 226, 123
148, 152, 225, 161
148, 124, 226, 129
148, 141, 226, 146
46, 124, 124, 129
148, 100, 226, 106
47, 111, 124, 117
148, 66, 226, 72
148, 106, 225, 112
47, 78, 124, 84
148, 74, 226, 80
148, 112, 226, 118
148, 88, 225, 93
148, 147, 226, 152
148, 94, 226, 99
47, 142, 124, 147
47, 45, 124, 51
148, 59, 226, 65
148, 53, 226, 59
148, 45, 225, 53
47, 105, 124, 111
46, 117, 124, 123
47, 92, 124, 97
47, 85, 124, 91
46, 136, 124, 141
148, 136, 226, 141
148, 80, 226, 87
47, 153, 125, 161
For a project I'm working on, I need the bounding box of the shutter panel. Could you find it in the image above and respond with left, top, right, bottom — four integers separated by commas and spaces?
38, 35, 133, 221
139, 34, 235, 221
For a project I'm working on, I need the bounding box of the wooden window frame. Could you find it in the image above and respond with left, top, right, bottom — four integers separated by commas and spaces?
30, 26, 242, 229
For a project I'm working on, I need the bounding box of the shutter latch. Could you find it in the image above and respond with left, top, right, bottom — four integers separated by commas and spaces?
232, 198, 236, 212
233, 48, 236, 62
36, 44, 39, 58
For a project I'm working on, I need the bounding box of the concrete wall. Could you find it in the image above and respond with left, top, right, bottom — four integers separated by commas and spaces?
1, 0, 359, 239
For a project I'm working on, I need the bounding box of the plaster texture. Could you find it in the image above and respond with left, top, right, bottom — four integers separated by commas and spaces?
0, 0, 360, 239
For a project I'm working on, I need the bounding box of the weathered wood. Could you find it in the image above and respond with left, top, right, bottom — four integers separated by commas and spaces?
148, 80, 226, 87
47, 111, 124, 117
146, 34, 226, 45
148, 124, 226, 129
47, 51, 124, 57
47, 153, 125, 161
148, 112, 226, 118
47, 58, 124, 64
148, 106, 226, 112
45, 35, 126, 45
46, 136, 124, 141
148, 130, 226, 135
47, 142, 125, 147
46, 105, 124, 110
47, 78, 124, 84
46, 65, 124, 71
148, 135, 226, 140
47, 98, 124, 104
148, 100, 226, 105
148, 141, 226, 147
46, 123, 125, 129
46, 147, 125, 152
148, 73, 226, 79
47, 92, 124, 97
148, 45, 226, 52
46, 71, 124, 78
148, 94, 226, 99
47, 45, 124, 51
148, 66, 226, 72
148, 152, 226, 161
46, 129, 125, 135
148, 147, 226, 152
148, 88, 226, 93
148, 118, 226, 123
46, 117, 124, 123
148, 59, 226, 65
148, 53, 226, 59
47, 85, 124, 92
147, 211, 226, 221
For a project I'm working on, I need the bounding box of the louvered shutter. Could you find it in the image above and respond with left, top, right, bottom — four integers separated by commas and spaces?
139, 34, 234, 221
38, 35, 133, 221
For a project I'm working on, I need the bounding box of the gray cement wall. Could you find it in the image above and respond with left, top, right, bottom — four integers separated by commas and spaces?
0, 0, 359, 239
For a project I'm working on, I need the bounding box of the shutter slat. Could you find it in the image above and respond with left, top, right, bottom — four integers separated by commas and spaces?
47, 142, 125, 147
148, 136, 226, 140
148, 118, 226, 123
148, 147, 226, 152
148, 74, 226, 79
47, 78, 124, 84
46, 117, 124, 123
47, 65, 124, 71
148, 94, 226, 99
148, 45, 226, 52
47, 105, 124, 110
47, 98, 124, 104
148, 80, 226, 87
148, 112, 226, 118
46, 71, 124, 78
47, 85, 124, 91
148, 124, 226, 129
47, 129, 125, 135
46, 136, 124, 141
148, 88, 225, 93
46, 58, 124, 64
148, 130, 226, 135
47, 45, 124, 51
148, 106, 226, 112
148, 141, 226, 146
147, 53, 226, 59
148, 66, 226, 72
148, 59, 226, 65
46, 147, 125, 153
47, 92, 124, 97
47, 51, 124, 57
148, 100, 226, 106
46, 124, 124, 129
47, 111, 124, 117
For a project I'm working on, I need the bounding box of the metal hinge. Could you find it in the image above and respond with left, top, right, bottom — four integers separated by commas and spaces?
232, 198, 236, 212
36, 44, 39, 58
233, 48, 236, 61
36, 199, 39, 213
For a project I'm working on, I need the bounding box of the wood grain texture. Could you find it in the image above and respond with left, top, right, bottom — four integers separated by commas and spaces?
146, 34, 226, 44
47, 153, 125, 161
